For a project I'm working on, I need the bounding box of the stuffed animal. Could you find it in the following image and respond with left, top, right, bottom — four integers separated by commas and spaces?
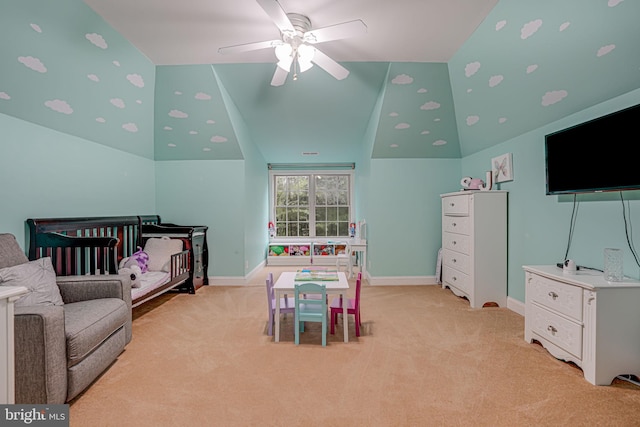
119, 247, 149, 273
118, 264, 142, 288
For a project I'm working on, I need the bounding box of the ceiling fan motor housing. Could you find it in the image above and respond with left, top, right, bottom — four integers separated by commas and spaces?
286, 13, 312, 37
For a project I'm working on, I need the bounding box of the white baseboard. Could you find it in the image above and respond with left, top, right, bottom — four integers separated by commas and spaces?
208, 276, 248, 286
507, 296, 525, 316
366, 274, 438, 286
208, 260, 266, 286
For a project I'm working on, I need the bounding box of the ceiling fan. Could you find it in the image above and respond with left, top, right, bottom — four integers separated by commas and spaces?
218, 0, 367, 86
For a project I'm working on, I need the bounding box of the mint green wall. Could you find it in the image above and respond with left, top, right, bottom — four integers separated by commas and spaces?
354, 67, 387, 235
462, 88, 640, 302
366, 159, 461, 277
214, 67, 269, 275
0, 112, 156, 247
154, 160, 245, 278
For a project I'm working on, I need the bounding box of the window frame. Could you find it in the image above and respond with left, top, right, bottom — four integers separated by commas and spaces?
269, 169, 355, 239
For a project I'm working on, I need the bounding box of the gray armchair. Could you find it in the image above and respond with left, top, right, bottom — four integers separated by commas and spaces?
0, 233, 132, 404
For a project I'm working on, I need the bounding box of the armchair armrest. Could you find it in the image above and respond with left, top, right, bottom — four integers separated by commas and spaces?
56, 275, 132, 306
14, 305, 67, 404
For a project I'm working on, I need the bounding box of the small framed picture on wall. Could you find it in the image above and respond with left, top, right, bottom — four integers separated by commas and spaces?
492, 153, 513, 183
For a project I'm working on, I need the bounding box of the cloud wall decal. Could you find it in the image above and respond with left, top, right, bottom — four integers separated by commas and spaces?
18, 56, 46, 73
420, 101, 441, 110
122, 123, 138, 132
521, 19, 542, 39
86, 33, 108, 49
541, 90, 568, 106
465, 62, 481, 77
126, 74, 145, 88
392, 74, 413, 84
169, 109, 188, 118
597, 44, 616, 57
110, 98, 125, 109
45, 99, 73, 114
489, 75, 504, 87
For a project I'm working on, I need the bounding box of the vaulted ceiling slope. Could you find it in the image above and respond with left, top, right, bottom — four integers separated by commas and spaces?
1, 1, 638, 163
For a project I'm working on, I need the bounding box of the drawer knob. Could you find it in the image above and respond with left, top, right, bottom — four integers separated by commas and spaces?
452, 222, 457, 227
450, 202, 455, 207
452, 258, 457, 263
547, 325, 558, 334
548, 291, 558, 300
452, 276, 457, 281
452, 241, 457, 245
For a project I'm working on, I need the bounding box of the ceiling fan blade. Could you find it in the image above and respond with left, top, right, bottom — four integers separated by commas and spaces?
218, 39, 282, 55
271, 66, 289, 86
256, 0, 295, 33
311, 48, 349, 80
304, 20, 367, 44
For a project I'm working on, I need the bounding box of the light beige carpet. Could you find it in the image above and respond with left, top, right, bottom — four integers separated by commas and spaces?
68, 267, 640, 426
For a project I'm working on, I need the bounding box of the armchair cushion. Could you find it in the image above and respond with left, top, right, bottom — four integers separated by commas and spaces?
64, 298, 129, 368
0, 257, 63, 307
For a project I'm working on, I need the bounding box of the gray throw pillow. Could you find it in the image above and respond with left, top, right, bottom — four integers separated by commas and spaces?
0, 257, 64, 307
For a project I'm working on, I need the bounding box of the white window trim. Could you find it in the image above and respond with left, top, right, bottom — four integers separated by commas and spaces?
269, 169, 355, 240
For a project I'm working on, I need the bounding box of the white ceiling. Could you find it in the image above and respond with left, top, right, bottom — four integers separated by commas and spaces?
83, 0, 498, 66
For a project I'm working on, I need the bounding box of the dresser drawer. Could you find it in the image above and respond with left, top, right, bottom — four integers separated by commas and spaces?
527, 273, 583, 321
442, 216, 470, 235
529, 302, 582, 359
442, 232, 470, 254
443, 266, 470, 294
443, 195, 469, 216
443, 249, 470, 274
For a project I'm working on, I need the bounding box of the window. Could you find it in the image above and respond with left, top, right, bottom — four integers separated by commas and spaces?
271, 171, 353, 238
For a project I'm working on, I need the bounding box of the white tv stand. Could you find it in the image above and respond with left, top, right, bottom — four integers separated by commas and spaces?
523, 265, 640, 385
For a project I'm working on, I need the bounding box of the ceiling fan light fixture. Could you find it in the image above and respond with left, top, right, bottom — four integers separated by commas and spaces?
219, 1, 366, 86
297, 43, 315, 62
277, 57, 293, 72
296, 43, 315, 73
275, 43, 292, 60
274, 43, 293, 71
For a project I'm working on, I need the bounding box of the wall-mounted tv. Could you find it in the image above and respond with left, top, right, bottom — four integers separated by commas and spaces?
545, 103, 640, 195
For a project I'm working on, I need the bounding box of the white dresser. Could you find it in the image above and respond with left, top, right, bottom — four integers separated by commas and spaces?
524, 265, 640, 385
1, 286, 28, 404
440, 191, 507, 308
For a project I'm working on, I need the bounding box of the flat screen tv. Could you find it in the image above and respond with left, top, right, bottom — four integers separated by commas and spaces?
545, 103, 640, 195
